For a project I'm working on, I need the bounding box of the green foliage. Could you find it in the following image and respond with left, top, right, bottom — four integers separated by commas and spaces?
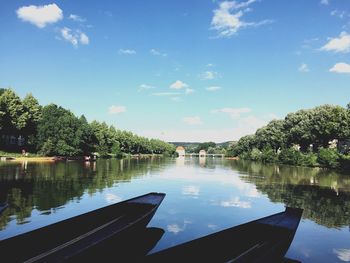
317, 148, 340, 169
249, 148, 262, 161
194, 142, 216, 153
301, 152, 318, 167
261, 148, 278, 163
228, 103, 350, 171
278, 148, 304, 166
0, 89, 174, 157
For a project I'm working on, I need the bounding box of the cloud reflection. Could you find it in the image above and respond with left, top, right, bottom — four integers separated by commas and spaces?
167, 220, 192, 234
334, 248, 350, 262
220, 197, 251, 209
182, 185, 200, 197
105, 193, 122, 204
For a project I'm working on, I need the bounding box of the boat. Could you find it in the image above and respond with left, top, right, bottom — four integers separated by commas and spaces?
0, 192, 165, 262
146, 207, 303, 262
0, 203, 8, 215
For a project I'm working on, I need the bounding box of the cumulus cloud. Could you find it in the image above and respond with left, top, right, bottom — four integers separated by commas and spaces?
298, 63, 310, 72
60, 27, 89, 47
320, 0, 329, 5
108, 105, 127, 114
206, 86, 222, 91
320, 32, 350, 53
119, 49, 136, 55
69, 14, 86, 22
210, 0, 273, 37
183, 116, 203, 125
170, 80, 189, 89
16, 3, 63, 28
329, 62, 350, 73
211, 107, 252, 118
150, 49, 167, 57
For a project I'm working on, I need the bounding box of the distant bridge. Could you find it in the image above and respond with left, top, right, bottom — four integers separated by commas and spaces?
184, 153, 225, 158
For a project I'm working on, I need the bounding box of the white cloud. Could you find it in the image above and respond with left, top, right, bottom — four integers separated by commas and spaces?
206, 86, 222, 91
170, 80, 189, 89
211, 107, 252, 118
80, 33, 89, 45
119, 49, 136, 55
60, 27, 89, 47
152, 92, 180, 96
138, 84, 155, 91
329, 62, 350, 73
185, 88, 195, 94
298, 63, 310, 72
220, 197, 251, 208
108, 105, 127, 114
206, 63, 214, 67
183, 116, 203, 125
320, 32, 350, 53
200, 71, 218, 80
210, 0, 272, 37
69, 14, 86, 22
16, 3, 63, 28
333, 249, 350, 262
320, 0, 329, 5
331, 10, 347, 19
150, 49, 167, 57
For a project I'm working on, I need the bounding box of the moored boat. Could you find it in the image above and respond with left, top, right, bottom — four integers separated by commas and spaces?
146, 207, 303, 262
0, 192, 165, 262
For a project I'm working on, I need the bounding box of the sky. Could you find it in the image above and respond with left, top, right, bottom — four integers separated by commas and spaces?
1, 0, 350, 142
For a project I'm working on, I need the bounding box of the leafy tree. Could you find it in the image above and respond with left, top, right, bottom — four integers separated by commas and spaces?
37, 104, 83, 156
283, 109, 315, 152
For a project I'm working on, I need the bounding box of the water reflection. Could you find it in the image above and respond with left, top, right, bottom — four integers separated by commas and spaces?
0, 158, 350, 262
0, 157, 167, 231
226, 160, 350, 228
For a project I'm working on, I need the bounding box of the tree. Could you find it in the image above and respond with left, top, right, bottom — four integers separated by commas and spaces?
255, 119, 286, 152
22, 94, 42, 150
37, 104, 83, 156
283, 109, 315, 152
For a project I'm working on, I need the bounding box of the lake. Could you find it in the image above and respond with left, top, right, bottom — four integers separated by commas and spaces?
0, 157, 349, 262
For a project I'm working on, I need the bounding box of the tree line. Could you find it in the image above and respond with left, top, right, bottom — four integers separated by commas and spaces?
0, 89, 175, 157
227, 104, 350, 170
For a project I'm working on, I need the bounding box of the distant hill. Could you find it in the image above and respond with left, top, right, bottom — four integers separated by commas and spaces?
169, 141, 235, 148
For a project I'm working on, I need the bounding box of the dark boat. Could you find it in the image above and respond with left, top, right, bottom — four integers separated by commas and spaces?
0, 192, 165, 262
0, 203, 8, 215
146, 207, 303, 263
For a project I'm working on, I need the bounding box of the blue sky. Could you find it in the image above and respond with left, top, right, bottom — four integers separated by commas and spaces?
1, 0, 350, 142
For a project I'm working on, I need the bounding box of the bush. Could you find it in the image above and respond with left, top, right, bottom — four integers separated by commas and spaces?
278, 148, 303, 165
261, 148, 278, 163
250, 148, 262, 161
317, 148, 340, 169
301, 152, 318, 167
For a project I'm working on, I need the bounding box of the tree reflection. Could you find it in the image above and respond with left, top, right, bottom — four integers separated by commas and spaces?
0, 157, 167, 230
227, 160, 350, 228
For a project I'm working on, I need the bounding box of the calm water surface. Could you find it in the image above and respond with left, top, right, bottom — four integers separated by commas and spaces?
0, 157, 350, 262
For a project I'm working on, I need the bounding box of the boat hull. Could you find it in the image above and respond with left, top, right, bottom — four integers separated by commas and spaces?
0, 192, 165, 262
